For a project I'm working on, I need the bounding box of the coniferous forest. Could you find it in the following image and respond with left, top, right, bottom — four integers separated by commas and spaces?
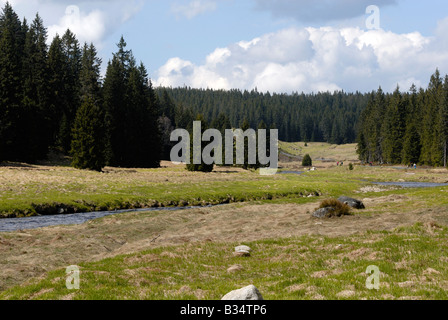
357, 69, 448, 167
1, 2, 447, 171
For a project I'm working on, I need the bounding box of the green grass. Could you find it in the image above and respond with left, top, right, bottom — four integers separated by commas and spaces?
0, 163, 366, 218
1, 160, 446, 218
3, 223, 448, 300
279, 141, 359, 161
2, 142, 445, 218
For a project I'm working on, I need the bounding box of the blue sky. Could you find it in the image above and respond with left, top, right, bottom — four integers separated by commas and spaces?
3, 0, 448, 93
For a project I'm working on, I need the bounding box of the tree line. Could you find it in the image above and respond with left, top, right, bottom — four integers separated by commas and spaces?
0, 3, 160, 170
357, 69, 448, 167
156, 87, 369, 145
3, 2, 446, 171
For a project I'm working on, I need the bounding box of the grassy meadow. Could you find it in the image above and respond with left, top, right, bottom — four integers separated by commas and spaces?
1, 142, 448, 300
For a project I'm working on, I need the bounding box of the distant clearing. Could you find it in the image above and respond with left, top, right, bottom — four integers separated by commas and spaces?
279, 142, 359, 163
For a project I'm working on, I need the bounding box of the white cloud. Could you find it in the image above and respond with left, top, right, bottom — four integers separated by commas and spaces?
155, 24, 448, 93
171, 0, 217, 20
1, 0, 144, 47
47, 6, 106, 46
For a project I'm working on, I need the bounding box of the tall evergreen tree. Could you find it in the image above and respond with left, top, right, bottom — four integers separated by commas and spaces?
421, 69, 443, 165
70, 98, 105, 172
382, 86, 406, 164
58, 29, 82, 152
47, 34, 67, 147
103, 36, 161, 168
103, 41, 127, 166
440, 76, 448, 167
79, 43, 102, 104
0, 2, 27, 161
186, 114, 214, 172
402, 122, 421, 165
21, 13, 51, 161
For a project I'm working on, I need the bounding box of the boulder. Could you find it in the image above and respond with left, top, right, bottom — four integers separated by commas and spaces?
312, 207, 335, 218
338, 196, 365, 209
221, 285, 264, 300
235, 245, 252, 253
234, 245, 251, 257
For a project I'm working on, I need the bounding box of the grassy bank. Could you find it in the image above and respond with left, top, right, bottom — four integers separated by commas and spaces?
2, 223, 448, 300
2, 151, 448, 299
0, 162, 361, 218
1, 159, 447, 218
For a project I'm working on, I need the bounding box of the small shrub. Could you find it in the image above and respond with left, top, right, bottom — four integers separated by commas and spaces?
349, 163, 354, 171
317, 199, 351, 217
302, 154, 312, 167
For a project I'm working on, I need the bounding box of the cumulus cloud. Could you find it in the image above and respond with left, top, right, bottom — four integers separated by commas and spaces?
171, 0, 217, 19
254, 0, 397, 23
0, 0, 144, 47
47, 6, 106, 46
154, 25, 448, 93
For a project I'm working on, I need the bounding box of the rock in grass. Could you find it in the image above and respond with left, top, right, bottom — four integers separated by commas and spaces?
234, 245, 251, 257
227, 265, 244, 273
235, 245, 252, 253
338, 196, 365, 209
222, 285, 264, 300
233, 251, 251, 257
312, 207, 335, 218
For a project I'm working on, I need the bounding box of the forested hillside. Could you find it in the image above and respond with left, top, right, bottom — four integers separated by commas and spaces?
156, 87, 369, 144
357, 70, 448, 167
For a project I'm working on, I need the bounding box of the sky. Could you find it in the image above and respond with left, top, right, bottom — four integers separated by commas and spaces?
2, 0, 448, 94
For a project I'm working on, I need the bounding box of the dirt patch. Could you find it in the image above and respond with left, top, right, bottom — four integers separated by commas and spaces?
1, 200, 448, 291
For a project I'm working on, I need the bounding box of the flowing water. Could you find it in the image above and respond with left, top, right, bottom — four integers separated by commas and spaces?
371, 181, 448, 188
0, 205, 215, 232
278, 171, 304, 175
2, 178, 447, 232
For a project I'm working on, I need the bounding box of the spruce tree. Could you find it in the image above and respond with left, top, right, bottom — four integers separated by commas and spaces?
103, 46, 127, 166
402, 123, 421, 165
0, 2, 25, 161
70, 98, 105, 171
58, 29, 82, 152
440, 76, 448, 167
48, 34, 66, 146
302, 154, 312, 167
70, 42, 105, 171
79, 43, 102, 104
186, 114, 214, 172
240, 118, 252, 170
382, 86, 406, 164
103, 36, 161, 168
21, 13, 51, 161
421, 69, 443, 165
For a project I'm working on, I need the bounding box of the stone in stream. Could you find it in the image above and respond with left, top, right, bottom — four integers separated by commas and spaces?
221, 285, 264, 300
338, 196, 365, 209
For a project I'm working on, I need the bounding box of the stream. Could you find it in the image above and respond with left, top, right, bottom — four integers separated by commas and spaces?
371, 181, 448, 188
0, 205, 215, 232
1, 179, 447, 232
